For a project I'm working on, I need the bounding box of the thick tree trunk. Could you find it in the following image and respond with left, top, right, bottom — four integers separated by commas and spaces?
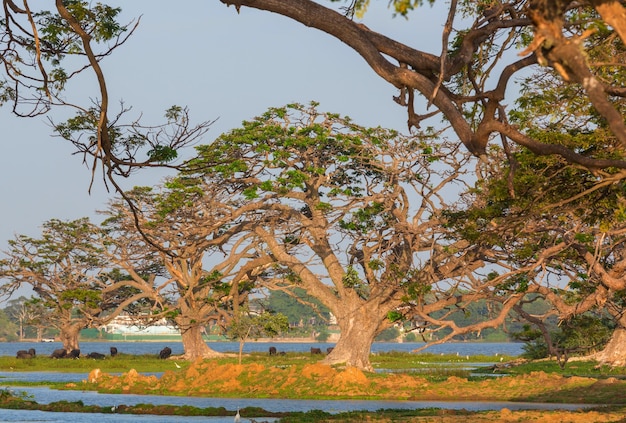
179, 324, 222, 360
323, 304, 383, 371
593, 320, 626, 367
59, 324, 81, 353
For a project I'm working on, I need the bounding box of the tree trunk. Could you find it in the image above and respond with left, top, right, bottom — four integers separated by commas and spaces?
322, 303, 383, 371
593, 317, 626, 367
59, 324, 81, 352
179, 324, 222, 360
238, 339, 245, 365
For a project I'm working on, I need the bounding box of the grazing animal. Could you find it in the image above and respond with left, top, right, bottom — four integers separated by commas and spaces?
110, 346, 118, 357
16, 350, 33, 359
67, 349, 80, 359
50, 348, 67, 359
326, 347, 334, 354
278, 351, 286, 356
310, 347, 323, 355
159, 346, 172, 359
269, 346, 277, 356
28, 348, 36, 357
87, 352, 106, 359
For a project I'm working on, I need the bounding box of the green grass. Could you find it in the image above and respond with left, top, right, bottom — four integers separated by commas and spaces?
0, 353, 188, 374
478, 359, 626, 378
1, 350, 622, 382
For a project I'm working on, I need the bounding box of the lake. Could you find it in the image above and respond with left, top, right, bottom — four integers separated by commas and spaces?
0, 340, 525, 358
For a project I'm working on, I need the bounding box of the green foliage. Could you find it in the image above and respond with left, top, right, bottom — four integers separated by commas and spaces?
0, 309, 18, 341
39, 1, 124, 46
375, 326, 400, 342
315, 326, 331, 342
147, 145, 177, 163
514, 313, 615, 360
266, 288, 330, 326
227, 308, 289, 343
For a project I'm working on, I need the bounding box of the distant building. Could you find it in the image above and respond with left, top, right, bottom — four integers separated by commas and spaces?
100, 315, 180, 339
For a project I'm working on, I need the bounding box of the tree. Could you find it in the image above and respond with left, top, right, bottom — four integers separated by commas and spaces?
184, 103, 508, 370
0, 217, 145, 352
0, 1, 213, 188
443, 135, 626, 366
21, 297, 56, 341
435, 20, 626, 366
101, 183, 273, 360
3, 296, 54, 340
4, 296, 33, 340
266, 288, 331, 329
0, 308, 18, 341
4, 1, 626, 180
215, 0, 626, 171
227, 306, 289, 364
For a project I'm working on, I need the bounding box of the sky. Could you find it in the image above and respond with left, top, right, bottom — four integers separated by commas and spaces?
0, 1, 447, 297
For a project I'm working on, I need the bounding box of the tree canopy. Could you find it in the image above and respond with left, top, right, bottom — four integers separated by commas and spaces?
179, 102, 525, 370
0, 218, 146, 351
3, 1, 626, 184
216, 0, 626, 171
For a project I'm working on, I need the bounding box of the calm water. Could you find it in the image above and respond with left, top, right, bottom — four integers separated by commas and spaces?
0, 340, 524, 358
0, 385, 594, 423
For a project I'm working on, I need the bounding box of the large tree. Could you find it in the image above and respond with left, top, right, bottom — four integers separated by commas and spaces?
0, 218, 147, 351
101, 183, 272, 360
444, 136, 626, 366
183, 103, 517, 370
213, 0, 626, 171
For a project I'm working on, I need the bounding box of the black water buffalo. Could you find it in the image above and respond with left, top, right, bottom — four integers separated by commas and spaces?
159, 346, 172, 359
110, 346, 118, 357
87, 352, 106, 359
269, 346, 277, 356
67, 349, 80, 359
310, 347, 323, 355
16, 350, 33, 359
28, 348, 36, 357
326, 347, 334, 354
50, 348, 67, 359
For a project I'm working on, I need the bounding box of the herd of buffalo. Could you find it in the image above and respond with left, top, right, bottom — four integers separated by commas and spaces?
15, 345, 332, 360
15, 345, 172, 360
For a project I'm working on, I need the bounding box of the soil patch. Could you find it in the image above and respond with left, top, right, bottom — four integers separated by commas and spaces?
81, 361, 626, 422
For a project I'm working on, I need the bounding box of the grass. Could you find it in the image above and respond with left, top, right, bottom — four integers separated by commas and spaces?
474, 358, 626, 378
0, 353, 187, 374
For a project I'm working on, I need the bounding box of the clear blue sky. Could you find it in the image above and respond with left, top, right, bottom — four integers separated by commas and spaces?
0, 2, 445, 281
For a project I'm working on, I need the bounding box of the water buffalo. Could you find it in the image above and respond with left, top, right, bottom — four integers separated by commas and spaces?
50, 348, 67, 359
67, 349, 80, 359
28, 348, 36, 357
269, 346, 277, 356
310, 347, 323, 355
326, 347, 334, 354
159, 346, 172, 359
16, 350, 33, 359
110, 346, 118, 357
86, 352, 106, 359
